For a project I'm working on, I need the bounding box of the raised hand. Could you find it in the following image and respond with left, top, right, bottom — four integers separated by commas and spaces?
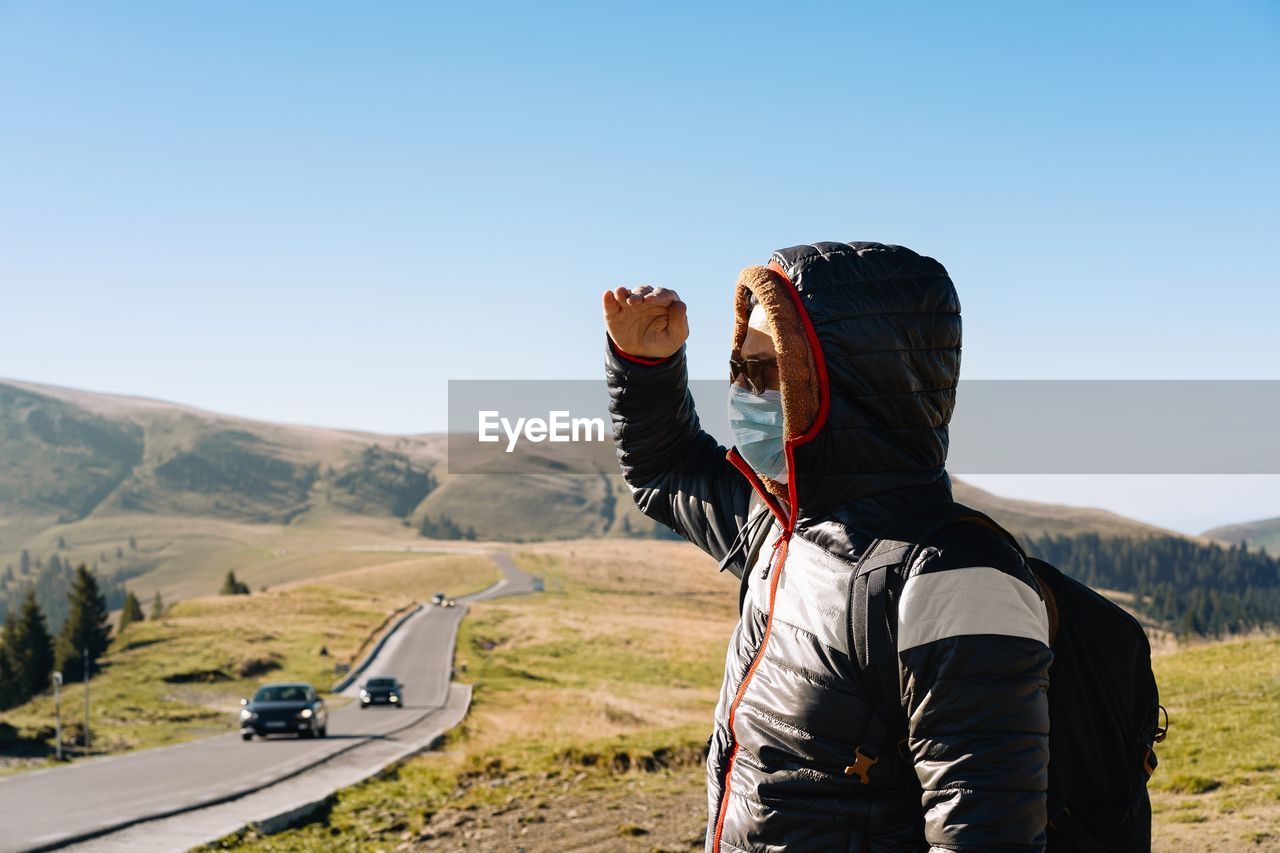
602, 285, 689, 360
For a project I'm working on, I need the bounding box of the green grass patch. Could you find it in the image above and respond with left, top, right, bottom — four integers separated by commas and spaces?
1150, 636, 1280, 806
1161, 774, 1222, 795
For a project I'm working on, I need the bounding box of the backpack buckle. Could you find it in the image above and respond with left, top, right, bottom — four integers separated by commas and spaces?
843, 748, 879, 784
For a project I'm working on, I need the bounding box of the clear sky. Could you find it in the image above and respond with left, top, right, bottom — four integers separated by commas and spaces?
1, 1, 1277, 533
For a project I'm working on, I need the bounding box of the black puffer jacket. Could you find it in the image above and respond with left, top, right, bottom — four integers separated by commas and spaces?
606, 242, 1053, 852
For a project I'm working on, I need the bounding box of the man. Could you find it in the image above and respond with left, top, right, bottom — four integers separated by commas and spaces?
602, 242, 1053, 852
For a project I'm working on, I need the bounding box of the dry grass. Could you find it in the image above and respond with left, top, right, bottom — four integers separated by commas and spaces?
454, 540, 736, 757
2, 510, 444, 605
302, 553, 497, 602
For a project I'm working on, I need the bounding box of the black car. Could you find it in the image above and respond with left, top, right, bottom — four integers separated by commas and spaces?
240, 682, 328, 740
359, 676, 404, 708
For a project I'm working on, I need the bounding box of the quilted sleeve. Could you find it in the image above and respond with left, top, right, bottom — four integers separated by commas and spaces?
605, 337, 752, 564
897, 539, 1054, 851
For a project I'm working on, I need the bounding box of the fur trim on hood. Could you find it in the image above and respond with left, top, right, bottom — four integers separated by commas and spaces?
730, 264, 820, 503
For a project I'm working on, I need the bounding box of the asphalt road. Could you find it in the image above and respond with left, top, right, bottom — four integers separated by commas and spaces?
0, 551, 535, 852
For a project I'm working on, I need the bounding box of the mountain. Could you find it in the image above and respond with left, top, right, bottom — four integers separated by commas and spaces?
0, 377, 1184, 604
0, 378, 440, 527
948, 479, 1185, 540
1202, 516, 1280, 553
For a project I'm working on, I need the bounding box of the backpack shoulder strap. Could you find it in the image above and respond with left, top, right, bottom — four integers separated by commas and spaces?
845, 498, 1030, 783
844, 533, 920, 783
850, 498, 1018, 661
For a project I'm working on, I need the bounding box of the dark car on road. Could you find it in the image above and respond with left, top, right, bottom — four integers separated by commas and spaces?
240, 682, 328, 740
359, 676, 404, 708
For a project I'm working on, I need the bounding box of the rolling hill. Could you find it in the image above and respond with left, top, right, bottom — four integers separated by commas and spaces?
0, 376, 1194, 606
1203, 516, 1280, 553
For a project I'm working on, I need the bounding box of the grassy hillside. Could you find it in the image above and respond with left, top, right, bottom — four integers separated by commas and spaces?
208, 541, 1279, 852
0, 378, 442, 533
0, 551, 499, 775
1, 511, 476, 616
0, 383, 144, 524
1204, 516, 1280, 553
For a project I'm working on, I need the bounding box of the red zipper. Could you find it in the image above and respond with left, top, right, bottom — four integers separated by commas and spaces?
711, 262, 830, 850
712, 512, 790, 849
713, 449, 793, 849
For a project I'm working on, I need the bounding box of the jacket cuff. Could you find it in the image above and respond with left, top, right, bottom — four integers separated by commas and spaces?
605, 335, 684, 375
604, 335, 675, 366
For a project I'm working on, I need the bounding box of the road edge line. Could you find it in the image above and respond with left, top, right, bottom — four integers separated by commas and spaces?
332, 602, 423, 692
23, 681, 468, 852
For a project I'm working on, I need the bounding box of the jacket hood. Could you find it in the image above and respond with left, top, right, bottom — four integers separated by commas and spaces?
730, 241, 960, 527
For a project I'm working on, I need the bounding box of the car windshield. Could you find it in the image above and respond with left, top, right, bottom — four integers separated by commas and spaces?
367, 678, 397, 688
253, 685, 310, 703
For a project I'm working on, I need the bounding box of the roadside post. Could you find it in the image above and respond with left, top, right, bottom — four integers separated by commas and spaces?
52, 671, 62, 761
83, 646, 90, 752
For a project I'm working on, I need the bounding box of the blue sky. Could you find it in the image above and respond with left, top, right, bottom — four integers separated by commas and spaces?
1, 1, 1277, 533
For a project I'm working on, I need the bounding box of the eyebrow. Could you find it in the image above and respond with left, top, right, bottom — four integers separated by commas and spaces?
737, 347, 777, 360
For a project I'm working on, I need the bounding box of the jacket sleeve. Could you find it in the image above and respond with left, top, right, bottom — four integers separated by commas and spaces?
605, 336, 752, 564
896, 541, 1054, 852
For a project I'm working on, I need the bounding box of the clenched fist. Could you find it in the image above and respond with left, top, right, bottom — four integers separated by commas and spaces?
602, 285, 689, 360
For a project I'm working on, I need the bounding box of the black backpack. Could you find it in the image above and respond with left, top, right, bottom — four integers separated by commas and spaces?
846, 498, 1168, 852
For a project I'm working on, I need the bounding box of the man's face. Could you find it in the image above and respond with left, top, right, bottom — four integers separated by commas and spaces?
731, 304, 780, 394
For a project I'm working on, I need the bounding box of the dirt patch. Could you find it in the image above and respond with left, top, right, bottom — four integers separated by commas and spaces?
1152, 791, 1280, 852
162, 667, 232, 684
408, 772, 707, 851
236, 653, 283, 678
395, 760, 1280, 853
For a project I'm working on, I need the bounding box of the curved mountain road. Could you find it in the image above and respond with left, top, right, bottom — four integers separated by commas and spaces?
0, 551, 535, 852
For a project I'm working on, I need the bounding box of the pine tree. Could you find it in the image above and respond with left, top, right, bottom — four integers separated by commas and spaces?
55, 565, 112, 682
219, 571, 250, 596
128, 536, 137, 551
117, 591, 145, 635
150, 590, 165, 620
10, 587, 54, 699
19, 549, 30, 575
420, 512, 468, 539
0, 644, 18, 711
0, 617, 21, 709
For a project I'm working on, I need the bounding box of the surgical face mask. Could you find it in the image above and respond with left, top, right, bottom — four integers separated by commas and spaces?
728, 384, 788, 483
